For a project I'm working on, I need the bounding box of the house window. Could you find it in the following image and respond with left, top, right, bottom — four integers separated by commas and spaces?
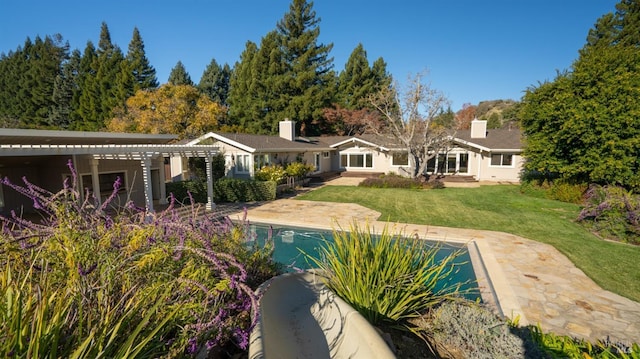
322, 151, 330, 159
341, 153, 373, 168
236, 154, 251, 173
392, 152, 409, 166
254, 154, 270, 169
459, 153, 469, 173
491, 154, 513, 167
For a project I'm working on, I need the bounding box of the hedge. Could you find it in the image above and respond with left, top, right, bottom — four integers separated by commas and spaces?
165, 178, 277, 204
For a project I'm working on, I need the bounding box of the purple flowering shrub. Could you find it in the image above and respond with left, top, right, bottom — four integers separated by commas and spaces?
577, 184, 640, 244
0, 160, 279, 357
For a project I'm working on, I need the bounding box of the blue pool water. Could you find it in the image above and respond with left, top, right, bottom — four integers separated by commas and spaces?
247, 223, 481, 301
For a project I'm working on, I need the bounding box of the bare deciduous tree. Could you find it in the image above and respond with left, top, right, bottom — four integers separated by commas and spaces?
369, 72, 454, 179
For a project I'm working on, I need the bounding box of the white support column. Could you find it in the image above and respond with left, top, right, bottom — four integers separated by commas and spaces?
205, 154, 216, 211
140, 156, 154, 213
89, 158, 101, 206
158, 156, 168, 205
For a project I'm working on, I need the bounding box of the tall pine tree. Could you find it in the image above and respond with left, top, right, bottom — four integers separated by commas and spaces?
198, 58, 231, 105
227, 41, 259, 131
168, 61, 194, 86
274, 0, 334, 135
127, 27, 158, 91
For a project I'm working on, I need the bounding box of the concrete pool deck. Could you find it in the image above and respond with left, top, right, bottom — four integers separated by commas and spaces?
221, 178, 640, 344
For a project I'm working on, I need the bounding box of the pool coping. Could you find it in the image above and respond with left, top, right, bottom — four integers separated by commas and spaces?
242, 217, 527, 325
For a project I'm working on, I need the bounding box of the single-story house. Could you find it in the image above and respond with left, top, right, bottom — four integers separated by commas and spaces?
0, 128, 220, 216
175, 119, 523, 183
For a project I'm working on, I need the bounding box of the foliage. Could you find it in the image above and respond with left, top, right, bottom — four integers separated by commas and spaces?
358, 173, 446, 190
255, 165, 288, 184
167, 60, 194, 86
0, 161, 279, 357
321, 105, 382, 135
577, 184, 640, 244
126, 27, 159, 91
198, 59, 232, 106
227, 0, 335, 136
454, 103, 476, 130
530, 324, 640, 359
213, 178, 277, 202
308, 222, 463, 333
107, 84, 224, 139
520, 4, 640, 192
296, 185, 640, 302
546, 181, 587, 204
284, 161, 315, 178
425, 301, 546, 359
369, 72, 453, 178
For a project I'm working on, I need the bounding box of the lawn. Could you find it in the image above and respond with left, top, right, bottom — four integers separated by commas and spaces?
296, 184, 640, 302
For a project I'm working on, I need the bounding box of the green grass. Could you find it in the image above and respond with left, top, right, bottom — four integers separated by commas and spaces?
297, 185, 640, 302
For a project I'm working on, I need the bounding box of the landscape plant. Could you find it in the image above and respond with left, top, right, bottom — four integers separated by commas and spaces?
0, 160, 279, 357
307, 221, 465, 335
578, 184, 640, 244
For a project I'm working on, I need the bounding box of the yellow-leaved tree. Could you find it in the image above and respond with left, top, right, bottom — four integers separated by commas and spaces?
108, 84, 225, 139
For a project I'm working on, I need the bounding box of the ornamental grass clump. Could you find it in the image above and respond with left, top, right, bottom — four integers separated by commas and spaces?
0, 160, 279, 358
308, 222, 465, 332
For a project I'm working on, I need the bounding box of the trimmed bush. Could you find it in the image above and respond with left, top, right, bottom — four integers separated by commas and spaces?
359, 173, 444, 190
254, 165, 287, 184
166, 178, 277, 204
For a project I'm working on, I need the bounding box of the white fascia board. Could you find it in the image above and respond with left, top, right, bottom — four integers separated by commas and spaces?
208, 133, 256, 153
453, 138, 491, 152
0, 144, 219, 158
330, 137, 389, 151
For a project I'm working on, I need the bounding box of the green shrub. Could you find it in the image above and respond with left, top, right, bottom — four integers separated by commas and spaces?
578, 185, 640, 244
308, 222, 463, 331
166, 179, 208, 204
255, 165, 287, 184
547, 181, 587, 204
358, 174, 432, 189
426, 301, 546, 359
213, 178, 276, 202
529, 324, 640, 358
285, 162, 315, 178
167, 178, 276, 204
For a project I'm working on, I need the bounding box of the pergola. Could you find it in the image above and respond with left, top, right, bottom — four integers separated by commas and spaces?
0, 129, 220, 213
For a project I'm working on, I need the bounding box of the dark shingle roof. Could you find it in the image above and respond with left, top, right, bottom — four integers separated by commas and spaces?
215, 133, 332, 151
455, 128, 522, 151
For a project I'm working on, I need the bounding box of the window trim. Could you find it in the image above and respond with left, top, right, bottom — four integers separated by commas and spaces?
79, 171, 129, 197
489, 153, 514, 167
235, 154, 251, 174
391, 152, 409, 167
340, 151, 374, 169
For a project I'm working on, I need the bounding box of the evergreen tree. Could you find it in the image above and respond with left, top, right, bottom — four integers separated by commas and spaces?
50, 48, 79, 128
274, 0, 335, 135
521, 1, 640, 190
168, 61, 194, 86
74, 23, 129, 131
126, 27, 158, 91
198, 58, 231, 105
227, 41, 259, 130
71, 41, 98, 130
337, 43, 374, 109
371, 57, 393, 92
584, 0, 640, 49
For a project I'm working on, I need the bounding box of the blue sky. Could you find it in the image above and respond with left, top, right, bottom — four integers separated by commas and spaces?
0, 0, 618, 111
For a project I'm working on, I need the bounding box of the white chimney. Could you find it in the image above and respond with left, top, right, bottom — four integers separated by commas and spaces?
279, 119, 296, 141
470, 118, 487, 138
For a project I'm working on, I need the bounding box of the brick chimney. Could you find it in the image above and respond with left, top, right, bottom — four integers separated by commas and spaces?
470, 118, 487, 138
279, 119, 296, 141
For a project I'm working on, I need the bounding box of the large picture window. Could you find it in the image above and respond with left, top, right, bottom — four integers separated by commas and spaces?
490, 154, 513, 167
340, 153, 373, 168
81, 171, 127, 196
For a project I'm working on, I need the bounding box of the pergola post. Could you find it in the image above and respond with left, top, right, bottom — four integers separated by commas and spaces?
204, 154, 216, 211
140, 156, 154, 213
89, 158, 101, 206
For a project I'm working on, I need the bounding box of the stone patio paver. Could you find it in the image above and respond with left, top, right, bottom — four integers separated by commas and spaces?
220, 179, 640, 344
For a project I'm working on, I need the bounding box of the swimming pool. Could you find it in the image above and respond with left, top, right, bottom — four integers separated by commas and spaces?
247, 223, 481, 301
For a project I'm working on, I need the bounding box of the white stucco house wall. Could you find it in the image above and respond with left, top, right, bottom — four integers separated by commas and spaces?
176, 119, 523, 183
